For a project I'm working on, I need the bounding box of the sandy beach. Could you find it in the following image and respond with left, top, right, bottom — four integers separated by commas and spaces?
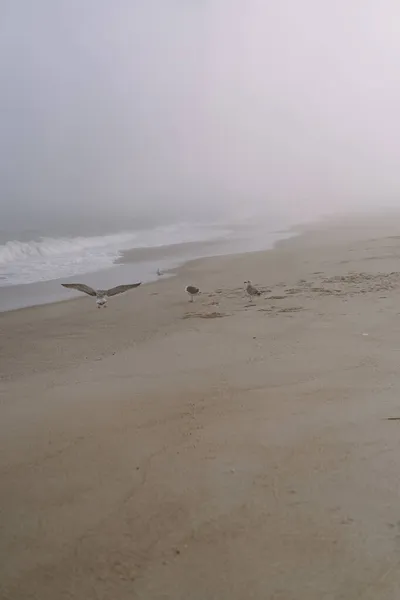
2, 214, 400, 599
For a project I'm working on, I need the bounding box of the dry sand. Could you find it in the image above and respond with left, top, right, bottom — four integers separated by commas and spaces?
2, 215, 400, 599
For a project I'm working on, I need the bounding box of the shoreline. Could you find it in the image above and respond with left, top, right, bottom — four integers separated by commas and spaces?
0, 226, 295, 313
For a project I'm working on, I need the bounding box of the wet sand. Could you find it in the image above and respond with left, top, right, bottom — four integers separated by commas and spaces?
2, 215, 400, 599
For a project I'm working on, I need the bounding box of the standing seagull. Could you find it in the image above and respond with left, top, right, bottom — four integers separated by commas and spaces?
244, 280, 261, 302
185, 285, 200, 302
61, 282, 141, 308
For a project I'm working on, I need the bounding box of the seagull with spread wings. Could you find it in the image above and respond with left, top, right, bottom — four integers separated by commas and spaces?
61, 282, 141, 308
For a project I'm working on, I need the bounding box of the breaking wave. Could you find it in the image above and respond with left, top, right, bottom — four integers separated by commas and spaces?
0, 223, 231, 286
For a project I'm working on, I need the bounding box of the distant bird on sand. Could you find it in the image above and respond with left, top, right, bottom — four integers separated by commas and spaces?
61, 282, 141, 308
157, 269, 163, 276
185, 285, 200, 302
244, 280, 261, 301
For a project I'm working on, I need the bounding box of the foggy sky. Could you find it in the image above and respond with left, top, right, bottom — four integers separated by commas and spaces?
1, 0, 400, 230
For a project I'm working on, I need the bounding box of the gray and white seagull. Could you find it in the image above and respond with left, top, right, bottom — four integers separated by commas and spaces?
185, 285, 200, 302
61, 282, 141, 308
244, 280, 262, 302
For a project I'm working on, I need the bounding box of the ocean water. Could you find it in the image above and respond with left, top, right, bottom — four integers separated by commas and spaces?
0, 222, 233, 287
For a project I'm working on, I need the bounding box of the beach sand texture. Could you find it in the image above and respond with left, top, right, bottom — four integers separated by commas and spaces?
2, 215, 400, 599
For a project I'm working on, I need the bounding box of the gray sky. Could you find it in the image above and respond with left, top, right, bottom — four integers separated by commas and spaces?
1, 0, 400, 230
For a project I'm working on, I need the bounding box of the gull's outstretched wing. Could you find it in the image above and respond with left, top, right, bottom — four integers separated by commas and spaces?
106, 282, 142, 297
61, 283, 97, 297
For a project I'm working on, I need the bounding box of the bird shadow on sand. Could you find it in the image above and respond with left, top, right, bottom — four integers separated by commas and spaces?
182, 311, 229, 320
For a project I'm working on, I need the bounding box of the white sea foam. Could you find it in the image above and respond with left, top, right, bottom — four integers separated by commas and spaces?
0, 223, 232, 286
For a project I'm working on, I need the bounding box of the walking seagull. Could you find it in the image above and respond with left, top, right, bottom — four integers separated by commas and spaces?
244, 280, 261, 302
61, 282, 141, 308
185, 285, 200, 302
